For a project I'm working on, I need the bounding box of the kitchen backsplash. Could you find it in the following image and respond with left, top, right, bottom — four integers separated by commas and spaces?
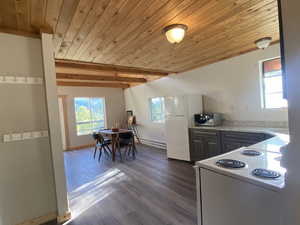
223, 120, 289, 128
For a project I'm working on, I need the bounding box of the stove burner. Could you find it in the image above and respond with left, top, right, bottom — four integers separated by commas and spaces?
216, 159, 246, 169
242, 149, 262, 156
252, 168, 281, 179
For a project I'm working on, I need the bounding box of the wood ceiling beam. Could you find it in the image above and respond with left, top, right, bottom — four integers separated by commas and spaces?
56, 66, 117, 76
0, 27, 40, 38
56, 73, 147, 83
57, 81, 130, 89
55, 59, 170, 77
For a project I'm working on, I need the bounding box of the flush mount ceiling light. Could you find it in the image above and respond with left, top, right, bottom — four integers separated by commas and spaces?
255, 37, 272, 49
163, 24, 188, 44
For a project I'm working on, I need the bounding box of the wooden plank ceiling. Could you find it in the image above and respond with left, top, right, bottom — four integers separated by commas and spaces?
0, 0, 279, 88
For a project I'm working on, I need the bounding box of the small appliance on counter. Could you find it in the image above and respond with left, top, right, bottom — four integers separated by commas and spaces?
194, 113, 222, 126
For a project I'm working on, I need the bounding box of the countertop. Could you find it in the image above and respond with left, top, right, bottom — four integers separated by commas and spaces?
195, 125, 289, 191
191, 125, 289, 136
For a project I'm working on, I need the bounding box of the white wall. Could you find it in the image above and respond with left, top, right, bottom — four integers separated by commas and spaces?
124, 44, 288, 145
0, 34, 57, 224
57, 86, 126, 148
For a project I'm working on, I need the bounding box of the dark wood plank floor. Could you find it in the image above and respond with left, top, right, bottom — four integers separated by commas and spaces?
54, 144, 197, 225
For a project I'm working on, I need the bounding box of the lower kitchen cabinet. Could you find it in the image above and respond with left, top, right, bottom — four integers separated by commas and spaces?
221, 131, 271, 153
189, 129, 221, 161
189, 128, 274, 161
190, 138, 206, 161
206, 136, 222, 157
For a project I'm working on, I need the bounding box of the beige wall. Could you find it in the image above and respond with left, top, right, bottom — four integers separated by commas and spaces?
0, 34, 57, 224
124, 44, 288, 145
57, 86, 126, 148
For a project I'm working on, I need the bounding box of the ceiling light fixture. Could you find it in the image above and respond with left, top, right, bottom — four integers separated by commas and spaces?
163, 24, 188, 44
255, 37, 272, 49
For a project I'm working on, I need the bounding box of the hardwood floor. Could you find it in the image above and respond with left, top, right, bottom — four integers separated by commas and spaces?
53, 144, 197, 225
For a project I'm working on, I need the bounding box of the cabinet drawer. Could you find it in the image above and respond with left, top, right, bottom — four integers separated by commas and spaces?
222, 142, 243, 153
191, 129, 218, 137
222, 131, 265, 142
222, 140, 254, 153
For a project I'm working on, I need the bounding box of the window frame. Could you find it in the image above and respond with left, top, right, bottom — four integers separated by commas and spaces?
260, 57, 287, 109
149, 97, 165, 123
74, 97, 107, 136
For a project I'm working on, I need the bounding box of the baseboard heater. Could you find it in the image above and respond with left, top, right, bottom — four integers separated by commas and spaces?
139, 138, 166, 150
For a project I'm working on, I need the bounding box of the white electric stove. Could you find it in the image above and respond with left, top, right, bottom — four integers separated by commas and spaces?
194, 134, 289, 225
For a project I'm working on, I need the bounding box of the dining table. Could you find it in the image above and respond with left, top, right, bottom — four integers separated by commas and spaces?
99, 129, 135, 161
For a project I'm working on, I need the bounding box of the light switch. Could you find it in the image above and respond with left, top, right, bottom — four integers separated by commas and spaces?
3, 134, 11, 142
0, 76, 4, 83
22, 132, 32, 140
11, 133, 22, 141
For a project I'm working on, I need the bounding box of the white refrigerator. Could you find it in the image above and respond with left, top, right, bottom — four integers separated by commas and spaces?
165, 95, 203, 161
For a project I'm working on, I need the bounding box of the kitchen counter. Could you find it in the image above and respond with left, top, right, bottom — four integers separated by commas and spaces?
195, 126, 289, 191
192, 125, 289, 136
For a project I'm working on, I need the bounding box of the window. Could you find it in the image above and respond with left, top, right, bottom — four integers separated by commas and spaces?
150, 97, 165, 123
74, 97, 106, 135
261, 58, 287, 109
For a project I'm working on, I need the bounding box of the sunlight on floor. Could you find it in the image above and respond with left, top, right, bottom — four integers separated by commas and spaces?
64, 168, 128, 224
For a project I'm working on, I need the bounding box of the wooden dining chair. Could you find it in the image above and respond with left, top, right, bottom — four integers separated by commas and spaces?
92, 132, 112, 162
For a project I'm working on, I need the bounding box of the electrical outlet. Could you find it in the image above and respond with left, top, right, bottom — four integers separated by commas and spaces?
3, 134, 11, 142
11, 133, 22, 141
5, 76, 15, 83
22, 132, 32, 140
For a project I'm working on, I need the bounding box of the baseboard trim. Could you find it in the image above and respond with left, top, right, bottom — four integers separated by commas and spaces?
57, 211, 72, 223
140, 138, 166, 150
16, 212, 57, 225
66, 143, 94, 151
